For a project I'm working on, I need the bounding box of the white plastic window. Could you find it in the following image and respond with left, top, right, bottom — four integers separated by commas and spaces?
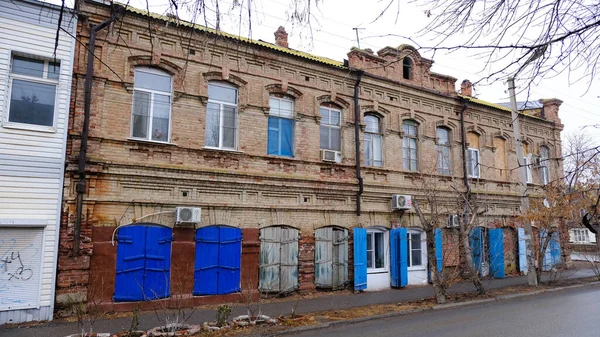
364, 115, 383, 167
206, 82, 238, 150
131, 68, 172, 142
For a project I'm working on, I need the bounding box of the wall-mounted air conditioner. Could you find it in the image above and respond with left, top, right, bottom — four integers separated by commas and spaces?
321, 149, 342, 163
392, 195, 412, 210
176, 206, 201, 223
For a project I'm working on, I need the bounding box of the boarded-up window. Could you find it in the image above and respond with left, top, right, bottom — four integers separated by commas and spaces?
259, 226, 299, 293
314, 227, 348, 289
466, 132, 480, 148
493, 138, 507, 179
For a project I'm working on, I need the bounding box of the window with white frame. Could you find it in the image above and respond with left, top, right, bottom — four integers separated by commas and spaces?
320, 106, 342, 152
402, 120, 418, 171
366, 231, 386, 271
467, 148, 480, 178
524, 155, 533, 183
364, 115, 383, 167
7, 55, 60, 128
206, 82, 238, 150
131, 68, 172, 142
406, 229, 425, 268
573, 229, 590, 244
437, 127, 451, 175
267, 96, 294, 157
540, 146, 550, 185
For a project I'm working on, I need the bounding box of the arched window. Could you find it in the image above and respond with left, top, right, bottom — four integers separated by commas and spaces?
206, 81, 238, 150
320, 105, 342, 162
364, 115, 383, 167
403, 57, 413, 80
402, 120, 418, 171
131, 67, 172, 142
267, 96, 294, 157
540, 145, 550, 185
436, 127, 451, 174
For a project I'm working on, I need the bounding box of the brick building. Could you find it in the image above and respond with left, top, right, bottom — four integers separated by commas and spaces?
55, 1, 564, 311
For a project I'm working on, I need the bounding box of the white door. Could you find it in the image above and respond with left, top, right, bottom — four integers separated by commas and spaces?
407, 229, 428, 285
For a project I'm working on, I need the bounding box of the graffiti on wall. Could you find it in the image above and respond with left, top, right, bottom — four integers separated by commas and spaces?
0, 232, 42, 309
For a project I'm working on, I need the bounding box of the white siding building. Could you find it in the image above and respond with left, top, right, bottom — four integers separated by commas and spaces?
0, 0, 76, 324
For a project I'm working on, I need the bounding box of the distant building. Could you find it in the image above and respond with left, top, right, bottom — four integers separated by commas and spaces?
55, 0, 564, 313
0, 0, 76, 324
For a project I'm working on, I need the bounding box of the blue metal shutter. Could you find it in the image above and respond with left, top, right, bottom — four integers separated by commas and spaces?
390, 228, 400, 287
518, 227, 528, 273
281, 118, 294, 157
550, 231, 561, 266
353, 228, 367, 291
488, 228, 505, 279
194, 226, 220, 295
217, 227, 242, 294
267, 117, 279, 155
399, 228, 408, 287
143, 226, 172, 300
435, 228, 443, 277
114, 226, 146, 301
470, 227, 482, 274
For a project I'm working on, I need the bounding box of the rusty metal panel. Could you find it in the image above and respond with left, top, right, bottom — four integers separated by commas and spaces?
315, 227, 333, 288
332, 228, 348, 289
259, 226, 298, 293
259, 227, 280, 292
279, 227, 299, 292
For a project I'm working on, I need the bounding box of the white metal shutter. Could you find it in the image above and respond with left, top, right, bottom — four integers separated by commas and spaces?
0, 227, 44, 310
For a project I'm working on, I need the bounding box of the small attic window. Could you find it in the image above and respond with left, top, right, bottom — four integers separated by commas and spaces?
403, 57, 413, 80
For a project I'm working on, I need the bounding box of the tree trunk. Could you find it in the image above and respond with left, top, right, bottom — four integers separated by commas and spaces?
413, 200, 447, 304
458, 220, 485, 294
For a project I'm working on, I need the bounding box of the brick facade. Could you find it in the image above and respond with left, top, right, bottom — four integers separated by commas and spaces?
55, 2, 564, 311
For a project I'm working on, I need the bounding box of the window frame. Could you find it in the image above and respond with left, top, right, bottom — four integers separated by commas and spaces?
573, 229, 590, 244
130, 67, 173, 143
406, 229, 426, 270
540, 146, 550, 185
4, 53, 61, 132
205, 81, 239, 151
467, 148, 481, 178
319, 105, 342, 152
402, 120, 418, 171
364, 114, 383, 167
524, 155, 533, 184
366, 229, 388, 274
267, 96, 295, 157
436, 127, 451, 175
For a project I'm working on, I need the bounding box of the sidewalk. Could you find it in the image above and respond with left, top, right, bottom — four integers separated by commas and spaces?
3, 268, 597, 337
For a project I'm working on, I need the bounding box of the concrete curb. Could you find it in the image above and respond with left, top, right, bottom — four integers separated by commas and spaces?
260, 281, 600, 336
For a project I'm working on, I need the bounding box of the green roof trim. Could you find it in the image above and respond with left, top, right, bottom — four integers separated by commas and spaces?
458, 94, 549, 122
124, 6, 345, 68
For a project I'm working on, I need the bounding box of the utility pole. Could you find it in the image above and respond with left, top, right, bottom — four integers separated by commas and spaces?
353, 27, 365, 49
508, 77, 538, 286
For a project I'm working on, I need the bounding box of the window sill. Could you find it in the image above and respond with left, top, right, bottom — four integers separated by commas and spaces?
2, 122, 56, 133
367, 269, 389, 274
408, 267, 426, 271
128, 138, 177, 146
203, 146, 244, 154
267, 154, 298, 160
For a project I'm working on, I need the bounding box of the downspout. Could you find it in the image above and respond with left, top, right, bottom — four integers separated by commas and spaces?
73, 15, 118, 256
354, 71, 364, 216
459, 99, 470, 198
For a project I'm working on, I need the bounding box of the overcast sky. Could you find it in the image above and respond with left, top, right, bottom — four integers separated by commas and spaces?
49, 0, 600, 145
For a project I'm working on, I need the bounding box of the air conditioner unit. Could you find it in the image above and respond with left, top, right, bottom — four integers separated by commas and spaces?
447, 214, 459, 228
321, 149, 342, 163
176, 206, 201, 223
392, 195, 412, 210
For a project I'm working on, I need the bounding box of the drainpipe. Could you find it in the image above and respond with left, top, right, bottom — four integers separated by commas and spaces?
73, 14, 118, 256
459, 99, 470, 199
354, 71, 364, 216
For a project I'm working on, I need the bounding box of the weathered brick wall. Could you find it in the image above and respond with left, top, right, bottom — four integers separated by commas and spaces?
55, 1, 564, 310
503, 227, 518, 275
298, 231, 316, 291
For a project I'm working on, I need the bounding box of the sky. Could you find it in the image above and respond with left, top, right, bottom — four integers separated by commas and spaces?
47, 0, 600, 145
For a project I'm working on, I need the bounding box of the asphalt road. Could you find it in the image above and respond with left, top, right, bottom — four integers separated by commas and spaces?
289, 284, 600, 337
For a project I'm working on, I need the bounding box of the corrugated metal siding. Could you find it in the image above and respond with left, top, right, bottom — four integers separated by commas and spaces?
259, 226, 298, 293
0, 0, 75, 324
